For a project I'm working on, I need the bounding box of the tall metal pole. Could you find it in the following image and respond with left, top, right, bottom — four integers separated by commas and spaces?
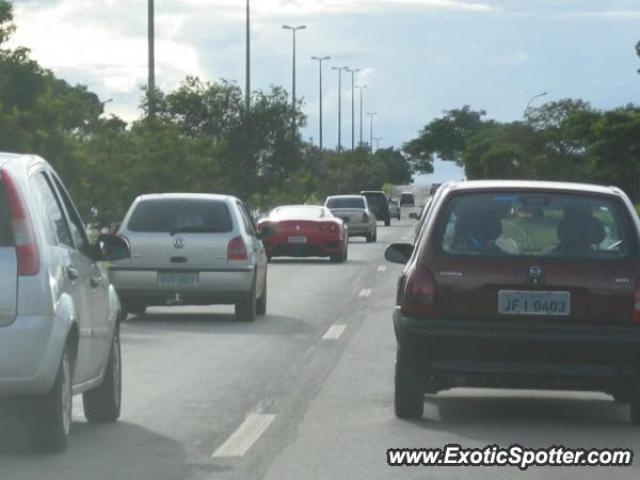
245, 0, 250, 110
346, 68, 360, 150
367, 111, 378, 153
356, 85, 367, 146
332, 66, 348, 151
282, 25, 307, 109
148, 0, 155, 117
524, 91, 548, 118
312, 56, 331, 151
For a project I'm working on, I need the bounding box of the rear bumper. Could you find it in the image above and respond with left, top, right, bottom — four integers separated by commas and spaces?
0, 315, 65, 396
345, 223, 371, 236
393, 309, 640, 392
264, 238, 344, 257
109, 267, 255, 306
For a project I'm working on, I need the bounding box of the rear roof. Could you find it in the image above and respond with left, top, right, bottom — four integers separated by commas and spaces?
444, 180, 624, 197
135, 193, 238, 203
327, 195, 365, 200
0, 153, 44, 170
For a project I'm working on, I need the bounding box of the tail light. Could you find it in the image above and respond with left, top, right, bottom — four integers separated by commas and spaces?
227, 236, 248, 260
400, 265, 436, 318
1, 169, 39, 276
363, 212, 370, 223
633, 283, 640, 323
319, 223, 338, 232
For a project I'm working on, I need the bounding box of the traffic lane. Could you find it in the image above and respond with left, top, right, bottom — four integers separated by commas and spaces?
263, 267, 639, 479
0, 221, 413, 480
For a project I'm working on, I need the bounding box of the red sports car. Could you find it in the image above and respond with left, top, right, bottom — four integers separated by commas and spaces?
257, 205, 348, 262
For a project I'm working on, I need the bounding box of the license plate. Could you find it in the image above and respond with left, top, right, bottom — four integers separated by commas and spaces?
288, 236, 307, 244
498, 290, 570, 316
158, 272, 198, 286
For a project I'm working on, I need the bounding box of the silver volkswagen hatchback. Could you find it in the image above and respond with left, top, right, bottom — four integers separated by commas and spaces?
0, 153, 130, 452
110, 194, 268, 322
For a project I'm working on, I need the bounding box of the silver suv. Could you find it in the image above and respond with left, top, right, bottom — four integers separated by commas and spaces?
0, 153, 130, 452
111, 194, 268, 322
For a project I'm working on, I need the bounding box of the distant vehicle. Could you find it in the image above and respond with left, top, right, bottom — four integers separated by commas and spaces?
257, 205, 348, 262
388, 199, 401, 220
360, 191, 391, 226
325, 195, 377, 242
0, 153, 130, 452
386, 180, 640, 422
429, 183, 442, 197
111, 194, 268, 322
413, 182, 451, 239
399, 192, 415, 206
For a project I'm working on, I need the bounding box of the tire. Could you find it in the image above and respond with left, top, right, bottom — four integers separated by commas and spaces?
330, 253, 342, 263
366, 231, 375, 243
83, 327, 122, 423
631, 386, 640, 424
28, 344, 73, 453
236, 279, 257, 322
394, 348, 424, 419
256, 274, 267, 316
385, 218, 391, 227
122, 302, 146, 320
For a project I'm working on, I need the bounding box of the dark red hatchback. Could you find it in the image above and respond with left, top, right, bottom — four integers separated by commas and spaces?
386, 180, 640, 422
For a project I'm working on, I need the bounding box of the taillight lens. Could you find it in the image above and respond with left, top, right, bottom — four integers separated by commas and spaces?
1, 169, 39, 276
400, 266, 436, 318
632, 284, 640, 323
319, 223, 338, 232
227, 236, 248, 260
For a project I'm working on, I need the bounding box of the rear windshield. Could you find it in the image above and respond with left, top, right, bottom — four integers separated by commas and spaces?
272, 206, 327, 220
400, 194, 414, 202
127, 199, 233, 234
326, 197, 365, 209
0, 180, 13, 247
438, 192, 634, 259
361, 193, 387, 206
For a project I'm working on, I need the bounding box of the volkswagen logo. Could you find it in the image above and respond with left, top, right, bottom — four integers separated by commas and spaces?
173, 237, 185, 249
295, 225, 301, 231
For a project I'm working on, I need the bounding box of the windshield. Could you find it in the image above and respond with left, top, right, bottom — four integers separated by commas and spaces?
439, 192, 633, 258
362, 193, 387, 206
127, 199, 233, 234
326, 197, 366, 209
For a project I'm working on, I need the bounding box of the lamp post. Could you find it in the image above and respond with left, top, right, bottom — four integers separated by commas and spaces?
311, 56, 331, 151
355, 85, 367, 146
147, 0, 155, 117
346, 67, 360, 149
331, 66, 348, 151
245, 0, 250, 109
524, 91, 548, 118
367, 111, 378, 153
282, 25, 307, 109
373, 136, 383, 151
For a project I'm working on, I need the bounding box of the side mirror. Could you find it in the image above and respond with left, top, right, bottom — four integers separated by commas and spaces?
97, 234, 131, 262
409, 212, 418, 219
385, 243, 414, 264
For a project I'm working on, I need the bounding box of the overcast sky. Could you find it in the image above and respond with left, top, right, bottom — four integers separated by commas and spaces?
9, 0, 640, 183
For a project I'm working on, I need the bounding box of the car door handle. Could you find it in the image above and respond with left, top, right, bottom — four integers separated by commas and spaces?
90, 276, 103, 289
66, 267, 80, 281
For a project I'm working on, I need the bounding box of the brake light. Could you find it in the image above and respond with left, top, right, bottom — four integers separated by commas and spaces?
400, 266, 436, 318
633, 283, 640, 323
363, 212, 369, 223
227, 236, 248, 260
1, 169, 39, 276
319, 223, 338, 232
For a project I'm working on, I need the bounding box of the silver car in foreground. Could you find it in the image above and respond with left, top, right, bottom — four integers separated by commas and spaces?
324, 195, 377, 242
110, 194, 268, 322
0, 153, 130, 452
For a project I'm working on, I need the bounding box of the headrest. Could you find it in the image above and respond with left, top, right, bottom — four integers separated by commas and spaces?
557, 213, 605, 247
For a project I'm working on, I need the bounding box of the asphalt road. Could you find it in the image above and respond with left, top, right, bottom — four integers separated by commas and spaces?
1, 216, 639, 479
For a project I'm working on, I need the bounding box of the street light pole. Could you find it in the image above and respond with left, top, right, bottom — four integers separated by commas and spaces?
355, 85, 367, 147
346, 68, 360, 150
311, 56, 331, 152
282, 25, 307, 109
332, 66, 348, 151
373, 136, 383, 151
245, 0, 250, 110
367, 111, 378, 153
147, 0, 155, 117
524, 91, 548, 118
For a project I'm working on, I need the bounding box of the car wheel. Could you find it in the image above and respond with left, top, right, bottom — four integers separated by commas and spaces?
366, 231, 375, 243
630, 387, 640, 424
330, 253, 343, 263
28, 344, 73, 453
236, 279, 257, 322
256, 274, 267, 316
385, 218, 391, 227
83, 327, 122, 423
122, 302, 146, 320
394, 348, 424, 419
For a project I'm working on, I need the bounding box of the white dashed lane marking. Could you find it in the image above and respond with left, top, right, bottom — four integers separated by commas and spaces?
212, 414, 276, 458
322, 325, 347, 340
377, 265, 387, 272
359, 289, 372, 298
